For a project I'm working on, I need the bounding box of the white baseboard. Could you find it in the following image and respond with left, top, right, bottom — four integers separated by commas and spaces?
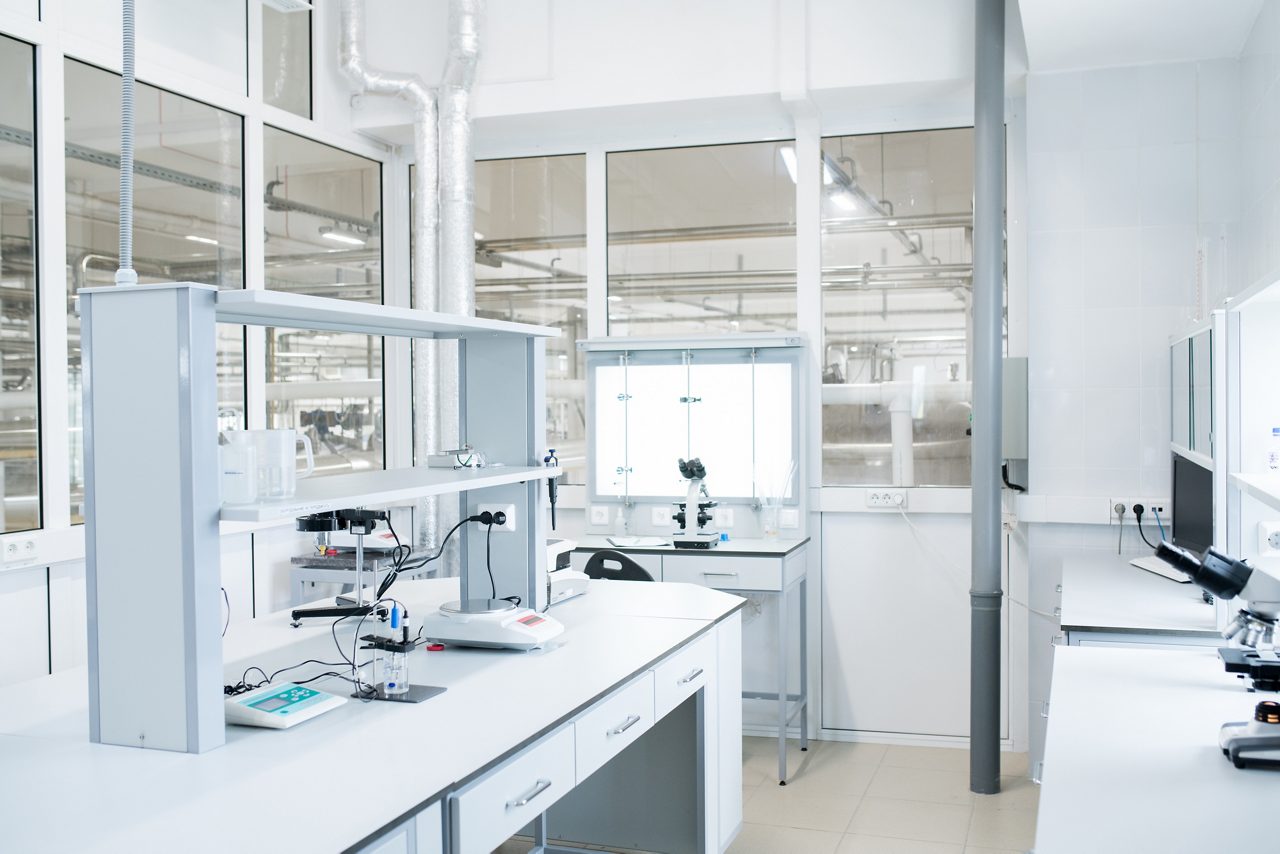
744, 724, 1021, 753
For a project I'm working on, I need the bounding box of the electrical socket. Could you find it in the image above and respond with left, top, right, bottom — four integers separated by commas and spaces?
2, 537, 36, 565
714, 507, 735, 528
780, 508, 800, 529
1260, 522, 1280, 555
866, 490, 907, 509
478, 504, 516, 533
651, 506, 670, 527
589, 505, 610, 526
1109, 498, 1168, 525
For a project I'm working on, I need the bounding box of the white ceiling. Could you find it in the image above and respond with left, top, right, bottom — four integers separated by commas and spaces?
1019, 0, 1263, 71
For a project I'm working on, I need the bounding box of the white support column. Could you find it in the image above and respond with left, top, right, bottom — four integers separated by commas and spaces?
83, 283, 223, 754
383, 152, 413, 471
243, 6, 268, 432
585, 147, 608, 339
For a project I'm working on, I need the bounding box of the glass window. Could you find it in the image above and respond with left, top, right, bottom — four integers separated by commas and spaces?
606, 141, 796, 338
820, 128, 984, 486
262, 3, 312, 118
474, 155, 587, 483
264, 128, 383, 476
65, 59, 244, 523
0, 35, 38, 533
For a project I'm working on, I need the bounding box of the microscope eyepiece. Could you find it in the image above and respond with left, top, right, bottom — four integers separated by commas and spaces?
1155, 541, 1252, 600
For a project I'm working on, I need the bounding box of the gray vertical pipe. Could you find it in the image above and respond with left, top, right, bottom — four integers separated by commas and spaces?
970, 0, 1005, 796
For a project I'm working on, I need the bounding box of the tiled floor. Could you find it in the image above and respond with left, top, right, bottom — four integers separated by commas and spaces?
494, 738, 1037, 854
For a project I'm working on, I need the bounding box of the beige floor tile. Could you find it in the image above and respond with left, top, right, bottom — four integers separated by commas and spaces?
847, 797, 973, 844
743, 746, 807, 786
881, 746, 970, 773
965, 807, 1037, 851
866, 766, 975, 806
778, 746, 879, 798
727, 822, 844, 854
744, 784, 863, 833
970, 776, 1040, 813
963, 847, 1023, 854
999, 752, 1029, 776
816, 739, 890, 766
837, 834, 965, 853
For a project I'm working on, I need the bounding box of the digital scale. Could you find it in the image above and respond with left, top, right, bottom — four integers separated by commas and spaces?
225, 682, 346, 729
419, 599, 565, 651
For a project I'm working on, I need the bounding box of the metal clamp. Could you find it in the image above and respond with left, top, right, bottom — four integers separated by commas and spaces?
678, 667, 705, 685
609, 714, 641, 736
506, 779, 552, 810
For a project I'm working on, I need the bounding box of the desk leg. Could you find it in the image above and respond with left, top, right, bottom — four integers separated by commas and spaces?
799, 577, 809, 752
777, 584, 789, 785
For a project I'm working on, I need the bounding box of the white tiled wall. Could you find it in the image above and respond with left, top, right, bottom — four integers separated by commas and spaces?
1239, 0, 1280, 296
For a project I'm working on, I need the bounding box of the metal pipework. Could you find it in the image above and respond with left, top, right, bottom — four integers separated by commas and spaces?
337, 0, 441, 551
970, 0, 1005, 797
116, 0, 138, 286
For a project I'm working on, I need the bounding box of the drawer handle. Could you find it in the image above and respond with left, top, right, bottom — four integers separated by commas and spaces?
702, 571, 738, 577
1041, 701, 1050, 718
1032, 761, 1044, 785
609, 714, 641, 736
506, 779, 553, 810
678, 667, 705, 685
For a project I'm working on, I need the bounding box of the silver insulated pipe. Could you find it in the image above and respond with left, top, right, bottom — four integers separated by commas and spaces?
337, 0, 441, 551
437, 0, 483, 572
116, 0, 138, 286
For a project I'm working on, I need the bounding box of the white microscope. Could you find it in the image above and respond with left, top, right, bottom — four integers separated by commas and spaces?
1156, 541, 1280, 768
672, 457, 720, 550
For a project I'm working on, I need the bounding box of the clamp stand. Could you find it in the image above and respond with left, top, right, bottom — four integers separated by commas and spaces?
290, 509, 389, 626
357, 634, 446, 704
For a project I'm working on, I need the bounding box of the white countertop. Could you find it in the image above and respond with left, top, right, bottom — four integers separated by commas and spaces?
1035, 646, 1280, 853
0, 578, 742, 853
573, 534, 809, 556
1059, 554, 1218, 636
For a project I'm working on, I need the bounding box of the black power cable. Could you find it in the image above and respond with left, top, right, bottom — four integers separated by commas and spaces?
1134, 503, 1158, 550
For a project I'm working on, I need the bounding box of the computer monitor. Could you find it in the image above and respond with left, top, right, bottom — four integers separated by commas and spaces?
1172, 452, 1213, 554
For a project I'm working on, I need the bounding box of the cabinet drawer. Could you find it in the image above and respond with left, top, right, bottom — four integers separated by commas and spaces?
653, 631, 715, 719
450, 725, 576, 854
662, 553, 782, 591
575, 672, 655, 782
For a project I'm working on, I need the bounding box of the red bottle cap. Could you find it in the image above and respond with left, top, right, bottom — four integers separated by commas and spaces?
426, 643, 445, 652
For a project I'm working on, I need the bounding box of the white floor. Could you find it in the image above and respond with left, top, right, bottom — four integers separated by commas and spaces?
495, 738, 1037, 854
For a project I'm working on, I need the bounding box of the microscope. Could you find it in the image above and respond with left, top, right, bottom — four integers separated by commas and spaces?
672, 457, 720, 550
1155, 541, 1280, 768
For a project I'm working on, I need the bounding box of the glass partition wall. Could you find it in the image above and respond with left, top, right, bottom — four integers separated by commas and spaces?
820, 128, 982, 487
64, 59, 245, 522
264, 128, 384, 477
606, 141, 797, 337
474, 155, 587, 483
0, 35, 39, 533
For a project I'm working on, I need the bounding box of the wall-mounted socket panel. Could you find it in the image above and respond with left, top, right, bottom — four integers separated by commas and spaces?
1260, 522, 1280, 556
866, 490, 907, 509
714, 507, 735, 528
651, 506, 671, 527
3, 537, 37, 566
589, 506, 610, 526
780, 508, 800, 529
1109, 498, 1169, 525
478, 504, 517, 533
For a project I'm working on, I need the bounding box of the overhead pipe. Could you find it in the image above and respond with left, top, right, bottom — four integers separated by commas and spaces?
337, 0, 442, 551
116, 0, 137, 286
970, 0, 1005, 797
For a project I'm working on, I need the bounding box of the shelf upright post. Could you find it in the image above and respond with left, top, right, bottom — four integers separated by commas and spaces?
459, 334, 551, 610
81, 283, 224, 754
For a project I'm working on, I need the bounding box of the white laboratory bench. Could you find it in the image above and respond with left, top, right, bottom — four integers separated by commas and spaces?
1034, 646, 1280, 853
571, 535, 808, 784
0, 578, 744, 854
1059, 555, 1221, 647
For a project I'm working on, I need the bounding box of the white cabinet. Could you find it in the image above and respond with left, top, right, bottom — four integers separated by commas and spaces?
574, 672, 655, 782
48, 563, 86, 673
653, 630, 715, 719
0, 566, 48, 685
356, 801, 442, 854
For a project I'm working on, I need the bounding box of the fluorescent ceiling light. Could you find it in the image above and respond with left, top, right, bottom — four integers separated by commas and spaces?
319, 225, 366, 247
474, 231, 485, 241
829, 189, 858, 211
184, 234, 219, 246
607, 295, 623, 302
779, 145, 835, 185
263, 0, 312, 11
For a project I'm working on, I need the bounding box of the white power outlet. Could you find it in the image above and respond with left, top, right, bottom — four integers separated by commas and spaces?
3, 537, 36, 565
1110, 498, 1169, 525
1260, 522, 1280, 555
478, 503, 517, 533
866, 490, 907, 509
589, 505, 610, 526
714, 507, 735, 528
780, 508, 800, 529
651, 506, 671, 527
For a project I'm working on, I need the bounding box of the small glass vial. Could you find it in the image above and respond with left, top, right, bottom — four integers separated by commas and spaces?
381, 648, 409, 696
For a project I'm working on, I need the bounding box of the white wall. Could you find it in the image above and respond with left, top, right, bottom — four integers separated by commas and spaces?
1238, 0, 1280, 297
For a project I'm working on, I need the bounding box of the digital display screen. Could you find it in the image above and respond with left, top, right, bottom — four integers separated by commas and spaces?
252, 698, 288, 712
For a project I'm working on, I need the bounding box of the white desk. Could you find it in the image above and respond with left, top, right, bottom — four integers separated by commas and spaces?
1035, 646, 1280, 853
0, 578, 744, 854
1059, 556, 1220, 647
572, 536, 808, 785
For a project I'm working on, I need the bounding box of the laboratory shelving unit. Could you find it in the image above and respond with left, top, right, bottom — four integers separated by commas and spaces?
80, 282, 559, 754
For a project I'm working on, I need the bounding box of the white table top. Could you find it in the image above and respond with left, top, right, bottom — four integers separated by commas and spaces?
0, 578, 742, 853
1035, 646, 1280, 853
1059, 554, 1218, 636
573, 534, 809, 556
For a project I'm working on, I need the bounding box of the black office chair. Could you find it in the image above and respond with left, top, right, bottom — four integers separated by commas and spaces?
583, 549, 655, 582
